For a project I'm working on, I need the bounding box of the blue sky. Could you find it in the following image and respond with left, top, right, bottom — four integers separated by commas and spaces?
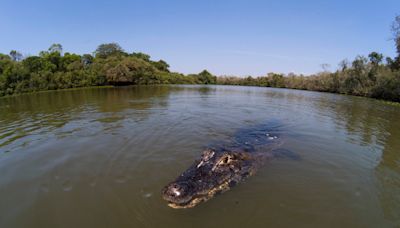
0, 0, 399, 76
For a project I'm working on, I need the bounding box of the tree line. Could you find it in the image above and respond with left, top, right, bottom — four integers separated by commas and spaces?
217, 51, 400, 102
218, 16, 400, 102
0, 43, 217, 97
1, 16, 399, 102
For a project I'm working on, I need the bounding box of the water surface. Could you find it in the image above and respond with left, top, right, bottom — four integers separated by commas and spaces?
0, 85, 399, 227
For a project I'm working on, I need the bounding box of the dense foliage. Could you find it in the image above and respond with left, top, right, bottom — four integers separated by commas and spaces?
0, 43, 217, 97
1, 16, 399, 102
217, 53, 400, 102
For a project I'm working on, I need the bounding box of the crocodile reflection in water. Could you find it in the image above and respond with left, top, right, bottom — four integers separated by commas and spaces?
162, 122, 297, 209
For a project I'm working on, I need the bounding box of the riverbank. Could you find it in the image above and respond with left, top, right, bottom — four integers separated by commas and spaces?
217, 66, 400, 103
0, 85, 114, 99
1, 83, 399, 107
1, 43, 399, 102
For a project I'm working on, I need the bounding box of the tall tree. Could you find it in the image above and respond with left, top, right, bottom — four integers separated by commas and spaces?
9, 50, 23, 61
196, 70, 216, 84
320, 63, 331, 72
95, 43, 125, 58
368, 52, 383, 65
338, 59, 350, 72
48, 43, 63, 54
392, 15, 400, 56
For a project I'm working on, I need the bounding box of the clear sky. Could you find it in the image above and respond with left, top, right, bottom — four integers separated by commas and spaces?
1, 0, 399, 76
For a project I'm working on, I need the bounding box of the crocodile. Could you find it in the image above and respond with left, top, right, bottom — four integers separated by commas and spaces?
162, 122, 296, 209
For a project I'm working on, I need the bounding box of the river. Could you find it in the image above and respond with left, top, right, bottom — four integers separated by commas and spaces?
0, 85, 399, 227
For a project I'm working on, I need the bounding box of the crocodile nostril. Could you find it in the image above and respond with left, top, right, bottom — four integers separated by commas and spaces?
171, 186, 181, 196
165, 182, 189, 199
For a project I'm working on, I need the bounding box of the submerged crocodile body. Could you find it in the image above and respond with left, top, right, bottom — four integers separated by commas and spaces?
162, 122, 293, 209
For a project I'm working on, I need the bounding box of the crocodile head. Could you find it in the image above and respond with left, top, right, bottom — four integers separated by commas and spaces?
162, 149, 262, 208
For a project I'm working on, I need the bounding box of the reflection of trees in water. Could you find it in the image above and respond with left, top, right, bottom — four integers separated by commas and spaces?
0, 86, 173, 119
197, 86, 216, 96
1, 88, 121, 117
94, 85, 171, 112
168, 85, 216, 96
375, 123, 400, 224
0, 86, 175, 152
263, 89, 400, 225
316, 96, 391, 146
311, 93, 400, 224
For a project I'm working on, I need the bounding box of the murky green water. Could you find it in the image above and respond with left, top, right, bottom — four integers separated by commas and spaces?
0, 85, 399, 227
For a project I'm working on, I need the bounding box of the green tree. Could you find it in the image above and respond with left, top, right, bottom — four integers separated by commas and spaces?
339, 59, 350, 72
368, 52, 383, 66
48, 43, 63, 54
390, 15, 400, 70
9, 50, 23, 61
386, 57, 400, 70
106, 57, 156, 85
152, 60, 170, 72
22, 56, 56, 72
392, 15, 400, 56
196, 70, 216, 84
268, 73, 285, 88
82, 54, 94, 66
131, 52, 151, 62
0, 53, 12, 75
95, 43, 125, 58
41, 51, 62, 71
61, 53, 82, 71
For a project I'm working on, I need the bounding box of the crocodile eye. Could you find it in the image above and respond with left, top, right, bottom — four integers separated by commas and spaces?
217, 154, 235, 166
211, 153, 240, 171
